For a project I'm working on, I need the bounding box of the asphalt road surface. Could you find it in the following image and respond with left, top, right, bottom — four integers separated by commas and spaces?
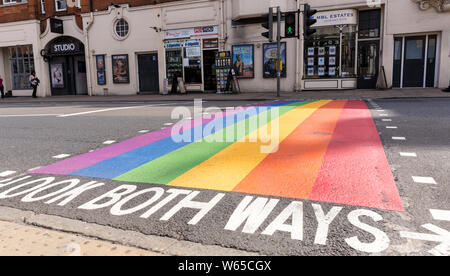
0, 98, 448, 256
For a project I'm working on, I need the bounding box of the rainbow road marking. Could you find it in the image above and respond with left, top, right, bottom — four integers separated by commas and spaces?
31, 100, 404, 211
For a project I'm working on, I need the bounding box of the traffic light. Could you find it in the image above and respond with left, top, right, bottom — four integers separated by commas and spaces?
261, 7, 274, 42
285, 12, 296, 38
303, 4, 317, 39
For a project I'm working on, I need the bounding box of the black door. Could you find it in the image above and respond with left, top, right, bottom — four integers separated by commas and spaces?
138, 54, 159, 93
203, 50, 218, 91
357, 41, 379, 89
50, 56, 76, 96
403, 36, 425, 87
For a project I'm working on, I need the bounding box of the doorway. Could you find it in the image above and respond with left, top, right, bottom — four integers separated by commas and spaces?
357, 41, 379, 89
138, 53, 159, 93
392, 34, 438, 88
203, 50, 218, 91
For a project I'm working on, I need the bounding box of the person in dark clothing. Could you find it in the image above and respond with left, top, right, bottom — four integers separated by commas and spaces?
29, 71, 39, 98
0, 75, 4, 99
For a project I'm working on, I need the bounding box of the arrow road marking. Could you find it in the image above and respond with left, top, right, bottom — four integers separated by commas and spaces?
399, 209, 450, 256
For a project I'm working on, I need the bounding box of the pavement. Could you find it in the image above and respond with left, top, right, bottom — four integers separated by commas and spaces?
1, 88, 449, 103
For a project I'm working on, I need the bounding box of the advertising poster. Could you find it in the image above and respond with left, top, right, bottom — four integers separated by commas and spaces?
307, 67, 314, 76
308, 57, 315, 66
112, 55, 130, 83
318, 57, 325, 66
263, 42, 287, 78
97, 71, 106, 85
318, 67, 325, 76
51, 63, 64, 89
232, 44, 254, 78
307, 47, 315, 56
329, 56, 336, 66
96, 55, 105, 71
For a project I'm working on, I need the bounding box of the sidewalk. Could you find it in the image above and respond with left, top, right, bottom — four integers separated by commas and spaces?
0, 220, 160, 256
0, 206, 259, 256
1, 88, 449, 103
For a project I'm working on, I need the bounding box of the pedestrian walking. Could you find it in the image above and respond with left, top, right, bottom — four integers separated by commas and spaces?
29, 71, 39, 98
0, 75, 4, 99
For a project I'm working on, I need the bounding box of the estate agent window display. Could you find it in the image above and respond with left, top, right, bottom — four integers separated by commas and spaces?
304, 25, 356, 79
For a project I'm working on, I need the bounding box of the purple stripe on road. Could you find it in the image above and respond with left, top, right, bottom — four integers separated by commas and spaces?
30, 101, 278, 175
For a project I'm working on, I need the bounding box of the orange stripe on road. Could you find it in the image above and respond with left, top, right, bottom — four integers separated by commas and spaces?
233, 100, 347, 199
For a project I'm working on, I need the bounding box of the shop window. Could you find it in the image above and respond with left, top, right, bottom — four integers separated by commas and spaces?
183, 46, 202, 84
304, 25, 356, 79
114, 19, 130, 39
358, 10, 381, 39
166, 49, 183, 83
8, 46, 35, 90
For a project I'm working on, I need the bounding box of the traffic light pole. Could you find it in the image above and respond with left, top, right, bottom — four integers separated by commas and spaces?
276, 7, 281, 98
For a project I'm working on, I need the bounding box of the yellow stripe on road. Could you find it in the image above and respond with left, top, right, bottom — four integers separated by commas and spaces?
167, 100, 331, 191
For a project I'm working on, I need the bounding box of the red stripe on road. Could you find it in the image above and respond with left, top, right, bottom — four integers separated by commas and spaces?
309, 101, 404, 212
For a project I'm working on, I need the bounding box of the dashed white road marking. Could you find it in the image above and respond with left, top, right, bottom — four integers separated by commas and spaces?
382, 119, 392, 122
103, 140, 116, 145
386, 126, 398, 129
392, 137, 406, 140
400, 152, 417, 157
28, 167, 42, 172
0, 171, 16, 177
164, 123, 174, 126
380, 114, 389, 117
138, 130, 150, 133
53, 154, 71, 159
412, 176, 437, 185
430, 209, 450, 222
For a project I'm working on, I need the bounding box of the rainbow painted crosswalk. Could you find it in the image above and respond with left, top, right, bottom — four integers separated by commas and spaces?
31, 100, 404, 211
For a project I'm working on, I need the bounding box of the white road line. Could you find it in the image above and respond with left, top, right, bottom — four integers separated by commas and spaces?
103, 140, 116, 145
0, 171, 16, 177
400, 152, 417, 157
382, 119, 392, 122
412, 176, 437, 185
164, 123, 174, 126
28, 167, 42, 172
53, 154, 71, 159
138, 130, 150, 133
0, 114, 63, 117
386, 126, 398, 129
377, 110, 386, 112
380, 114, 389, 116
430, 209, 450, 221
392, 137, 406, 140
57, 103, 174, 117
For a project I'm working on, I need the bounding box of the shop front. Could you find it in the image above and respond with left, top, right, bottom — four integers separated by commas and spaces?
42, 36, 88, 96
303, 8, 384, 90
303, 9, 358, 90
164, 26, 219, 93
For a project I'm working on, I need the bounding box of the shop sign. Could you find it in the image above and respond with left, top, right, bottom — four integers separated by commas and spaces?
183, 40, 201, 48
185, 47, 201, 58
311, 9, 358, 27
165, 42, 182, 49
46, 36, 85, 57
164, 26, 218, 40
50, 18, 64, 34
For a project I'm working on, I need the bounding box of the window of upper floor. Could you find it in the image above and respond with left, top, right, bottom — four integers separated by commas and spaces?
55, 0, 66, 12
2, 0, 18, 5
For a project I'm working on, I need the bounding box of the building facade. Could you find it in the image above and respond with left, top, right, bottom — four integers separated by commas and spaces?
0, 0, 448, 97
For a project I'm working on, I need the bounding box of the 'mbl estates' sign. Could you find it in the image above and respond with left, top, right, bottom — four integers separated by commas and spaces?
311, 9, 358, 27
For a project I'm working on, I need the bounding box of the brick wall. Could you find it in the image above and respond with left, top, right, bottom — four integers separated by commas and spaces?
0, 0, 186, 25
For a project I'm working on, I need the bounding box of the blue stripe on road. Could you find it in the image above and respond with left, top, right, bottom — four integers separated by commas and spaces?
69, 101, 301, 179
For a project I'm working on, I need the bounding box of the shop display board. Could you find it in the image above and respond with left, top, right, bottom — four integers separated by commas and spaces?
96, 55, 106, 85
215, 51, 232, 93
263, 42, 287, 78
232, 44, 254, 78
305, 37, 340, 78
112, 54, 130, 83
